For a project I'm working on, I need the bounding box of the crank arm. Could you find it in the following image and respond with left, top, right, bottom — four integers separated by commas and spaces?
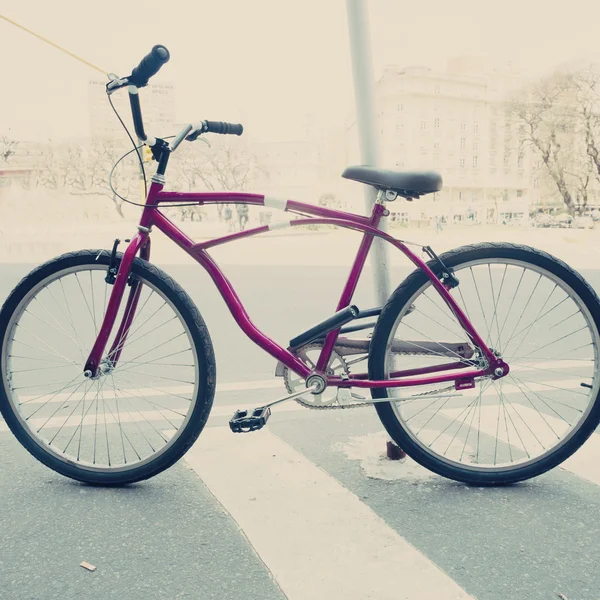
261, 383, 320, 410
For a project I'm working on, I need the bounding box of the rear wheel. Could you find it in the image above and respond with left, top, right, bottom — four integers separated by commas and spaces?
0, 250, 216, 485
369, 243, 600, 484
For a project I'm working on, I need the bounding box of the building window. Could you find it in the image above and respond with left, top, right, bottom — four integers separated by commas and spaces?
435, 84, 440, 94
517, 155, 524, 168
504, 154, 510, 166
460, 158, 465, 168
473, 156, 478, 167
490, 155, 496, 167
421, 121, 427, 130
474, 123, 479, 134
433, 142, 440, 150
460, 138, 466, 150
473, 141, 478, 151
434, 118, 440, 128
461, 121, 466, 131
516, 189, 523, 197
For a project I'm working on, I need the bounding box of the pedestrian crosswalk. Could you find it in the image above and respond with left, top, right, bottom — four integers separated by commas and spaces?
186, 427, 474, 600
3, 376, 600, 599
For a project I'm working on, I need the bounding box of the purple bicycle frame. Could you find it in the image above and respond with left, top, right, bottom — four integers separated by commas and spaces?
84, 181, 507, 389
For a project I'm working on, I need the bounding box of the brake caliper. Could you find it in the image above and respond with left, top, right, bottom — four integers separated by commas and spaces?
423, 245, 459, 289
105, 239, 121, 285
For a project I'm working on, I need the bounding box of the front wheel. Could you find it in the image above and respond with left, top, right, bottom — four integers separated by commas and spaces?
369, 242, 600, 485
0, 250, 216, 485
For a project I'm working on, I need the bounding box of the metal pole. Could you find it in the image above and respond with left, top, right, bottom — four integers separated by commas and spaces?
345, 0, 391, 306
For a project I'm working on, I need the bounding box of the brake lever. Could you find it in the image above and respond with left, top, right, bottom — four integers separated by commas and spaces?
185, 121, 208, 142
185, 129, 202, 142
106, 74, 129, 94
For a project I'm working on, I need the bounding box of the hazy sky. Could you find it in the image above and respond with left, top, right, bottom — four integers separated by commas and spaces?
1, 0, 600, 143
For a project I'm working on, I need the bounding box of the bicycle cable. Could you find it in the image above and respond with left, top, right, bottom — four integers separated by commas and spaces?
107, 94, 210, 209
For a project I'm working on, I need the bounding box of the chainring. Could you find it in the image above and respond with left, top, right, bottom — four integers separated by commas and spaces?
283, 343, 350, 409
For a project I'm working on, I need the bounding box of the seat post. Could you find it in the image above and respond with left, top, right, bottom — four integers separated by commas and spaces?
368, 194, 388, 228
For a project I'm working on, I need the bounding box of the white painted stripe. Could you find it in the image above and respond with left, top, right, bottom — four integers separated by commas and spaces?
441, 404, 600, 486
511, 359, 593, 373
18, 378, 282, 406
0, 399, 304, 434
263, 195, 288, 211
185, 427, 474, 600
268, 220, 292, 232
12, 359, 594, 408
6, 377, 587, 432
392, 377, 584, 401
562, 432, 600, 486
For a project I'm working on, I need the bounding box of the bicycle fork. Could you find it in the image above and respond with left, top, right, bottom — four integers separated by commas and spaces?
83, 232, 151, 378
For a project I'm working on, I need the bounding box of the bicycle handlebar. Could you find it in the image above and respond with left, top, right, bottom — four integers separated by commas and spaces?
106, 46, 244, 146
128, 45, 170, 88
185, 121, 244, 142
203, 121, 244, 136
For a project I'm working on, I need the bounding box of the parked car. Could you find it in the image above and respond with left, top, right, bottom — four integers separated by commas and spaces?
573, 216, 595, 229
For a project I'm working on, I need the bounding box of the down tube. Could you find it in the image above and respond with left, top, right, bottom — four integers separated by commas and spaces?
196, 251, 312, 377
150, 208, 312, 377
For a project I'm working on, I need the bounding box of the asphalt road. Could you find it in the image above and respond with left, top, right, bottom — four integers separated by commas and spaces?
2, 258, 600, 600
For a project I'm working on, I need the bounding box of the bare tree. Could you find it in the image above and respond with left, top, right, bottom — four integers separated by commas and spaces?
170, 139, 260, 222
36, 138, 139, 218
509, 67, 600, 215
571, 67, 600, 189
85, 139, 140, 218
35, 146, 60, 189
0, 136, 18, 164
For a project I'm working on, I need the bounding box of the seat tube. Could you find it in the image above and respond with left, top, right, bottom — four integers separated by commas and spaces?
315, 198, 387, 372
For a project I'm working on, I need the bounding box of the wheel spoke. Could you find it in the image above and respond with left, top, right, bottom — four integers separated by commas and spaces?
378, 253, 599, 480
1, 261, 204, 478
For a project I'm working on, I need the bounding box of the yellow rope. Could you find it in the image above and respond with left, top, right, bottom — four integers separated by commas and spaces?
0, 13, 152, 205
0, 13, 107, 75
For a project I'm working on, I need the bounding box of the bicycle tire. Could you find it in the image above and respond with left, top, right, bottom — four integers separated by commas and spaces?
368, 242, 600, 485
0, 249, 216, 485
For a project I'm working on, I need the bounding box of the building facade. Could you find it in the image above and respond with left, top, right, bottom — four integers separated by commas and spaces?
345, 57, 535, 224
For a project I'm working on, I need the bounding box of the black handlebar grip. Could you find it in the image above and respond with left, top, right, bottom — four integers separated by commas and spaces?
204, 121, 244, 136
129, 45, 170, 88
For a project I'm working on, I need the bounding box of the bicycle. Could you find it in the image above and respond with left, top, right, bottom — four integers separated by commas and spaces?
2, 45, 600, 486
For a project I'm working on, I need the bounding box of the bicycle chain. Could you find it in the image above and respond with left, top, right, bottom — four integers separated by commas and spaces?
285, 342, 461, 411
296, 382, 459, 410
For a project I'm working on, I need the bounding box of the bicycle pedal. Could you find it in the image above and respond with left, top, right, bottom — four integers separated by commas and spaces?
229, 406, 271, 433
